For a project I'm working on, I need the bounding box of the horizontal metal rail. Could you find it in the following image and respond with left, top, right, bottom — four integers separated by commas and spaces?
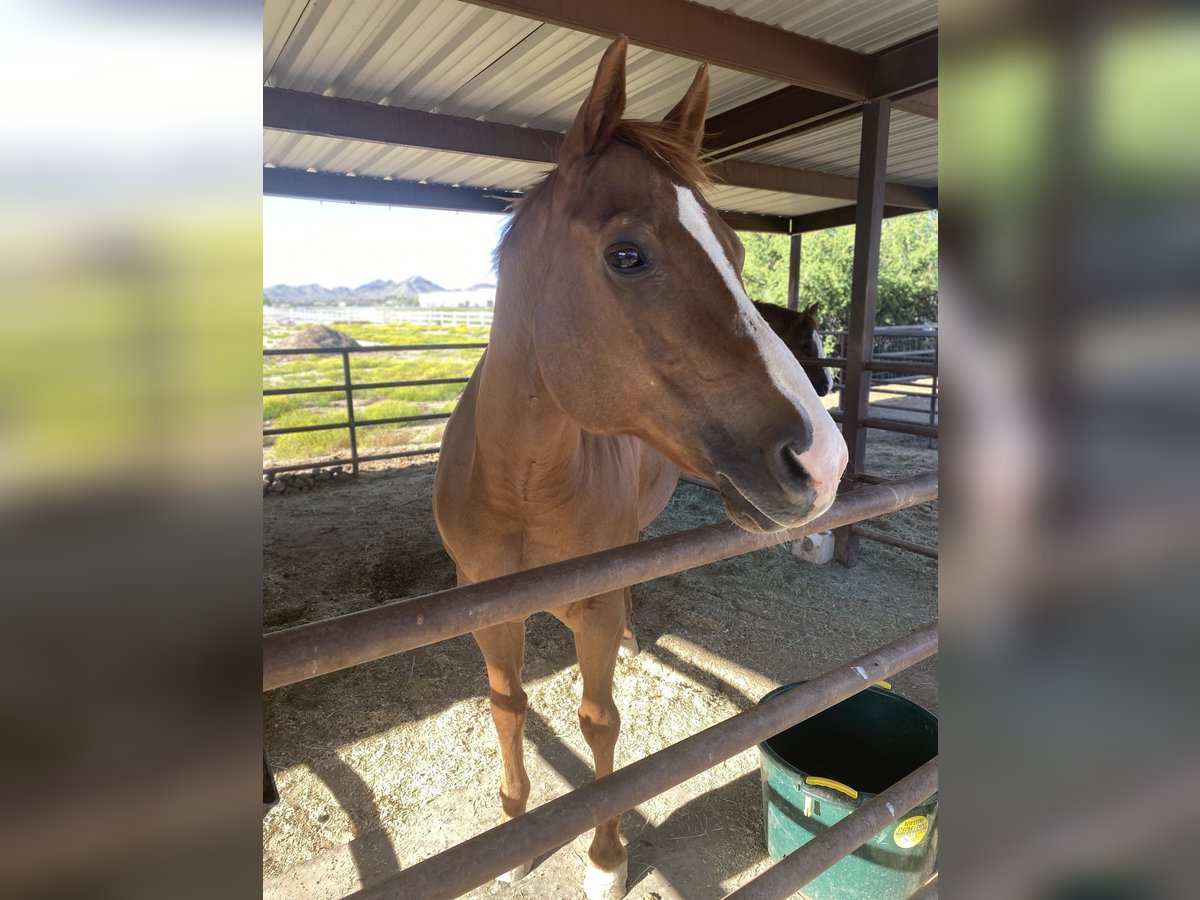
262, 411, 451, 437
865, 360, 939, 377
263, 376, 470, 396
347, 624, 938, 900
726, 758, 939, 900
263, 343, 487, 356
263, 473, 936, 691
263, 343, 482, 474
861, 416, 939, 439
851, 525, 939, 559
263, 446, 440, 477
352, 411, 451, 428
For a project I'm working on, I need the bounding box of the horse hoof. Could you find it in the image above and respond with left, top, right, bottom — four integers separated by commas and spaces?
618, 634, 640, 657
583, 857, 628, 900
496, 860, 532, 884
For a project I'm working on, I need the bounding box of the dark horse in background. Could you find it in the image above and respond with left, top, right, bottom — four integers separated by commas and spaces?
754, 300, 835, 397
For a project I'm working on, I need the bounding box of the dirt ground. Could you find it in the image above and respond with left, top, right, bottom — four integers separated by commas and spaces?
263, 414, 937, 899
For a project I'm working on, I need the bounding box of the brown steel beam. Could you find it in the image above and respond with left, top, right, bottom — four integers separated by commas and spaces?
835, 98, 892, 568
703, 87, 857, 159
265, 166, 787, 231
264, 87, 560, 163
264, 89, 931, 208
893, 87, 938, 119
727, 759, 939, 900
461, 0, 873, 99
263, 473, 937, 691
346, 625, 938, 899
720, 210, 792, 233
789, 204, 929, 235
702, 31, 937, 158
712, 159, 932, 210
873, 31, 939, 98
264, 167, 520, 214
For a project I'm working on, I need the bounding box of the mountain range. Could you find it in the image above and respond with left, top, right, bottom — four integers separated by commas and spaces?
264, 276, 494, 304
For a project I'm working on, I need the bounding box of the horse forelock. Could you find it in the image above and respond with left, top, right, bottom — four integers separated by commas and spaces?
496, 118, 711, 268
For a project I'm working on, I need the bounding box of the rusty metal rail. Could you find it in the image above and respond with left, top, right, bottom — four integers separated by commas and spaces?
263, 473, 937, 691
852, 524, 938, 559
346, 624, 937, 900
726, 758, 939, 900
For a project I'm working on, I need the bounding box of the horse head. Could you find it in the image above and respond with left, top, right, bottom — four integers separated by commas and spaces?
498, 37, 847, 532
753, 301, 836, 397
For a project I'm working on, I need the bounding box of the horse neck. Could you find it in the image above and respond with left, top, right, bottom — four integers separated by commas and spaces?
471, 267, 583, 494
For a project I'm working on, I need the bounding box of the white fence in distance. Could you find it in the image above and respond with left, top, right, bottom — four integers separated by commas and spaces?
264, 305, 494, 327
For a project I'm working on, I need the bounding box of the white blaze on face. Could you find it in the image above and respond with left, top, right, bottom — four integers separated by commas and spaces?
812, 327, 834, 395
673, 185, 847, 512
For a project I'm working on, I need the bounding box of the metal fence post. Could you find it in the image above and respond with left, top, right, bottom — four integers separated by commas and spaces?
342, 351, 359, 475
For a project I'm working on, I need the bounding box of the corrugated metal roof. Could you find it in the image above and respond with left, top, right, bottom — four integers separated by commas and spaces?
706, 186, 850, 218
262, 0, 937, 216
264, 130, 550, 191
736, 110, 938, 188
697, 0, 937, 54
264, 1, 784, 128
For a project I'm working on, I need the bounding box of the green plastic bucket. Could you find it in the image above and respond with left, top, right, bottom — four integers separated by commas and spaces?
757, 683, 938, 899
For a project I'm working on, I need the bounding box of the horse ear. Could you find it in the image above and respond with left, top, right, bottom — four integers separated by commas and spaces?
560, 37, 628, 167
805, 302, 820, 322
662, 63, 710, 152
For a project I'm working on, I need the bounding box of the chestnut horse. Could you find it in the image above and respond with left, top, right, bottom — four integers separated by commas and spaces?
433, 38, 847, 900
754, 300, 835, 397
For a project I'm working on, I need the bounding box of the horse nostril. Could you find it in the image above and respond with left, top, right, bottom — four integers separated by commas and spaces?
781, 442, 812, 485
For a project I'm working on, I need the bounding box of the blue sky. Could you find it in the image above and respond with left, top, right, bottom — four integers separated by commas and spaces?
263, 197, 507, 290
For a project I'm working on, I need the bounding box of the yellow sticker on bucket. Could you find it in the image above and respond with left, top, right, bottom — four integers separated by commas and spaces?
894, 815, 929, 848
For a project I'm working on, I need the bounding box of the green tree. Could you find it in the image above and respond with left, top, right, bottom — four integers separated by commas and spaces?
737, 210, 937, 329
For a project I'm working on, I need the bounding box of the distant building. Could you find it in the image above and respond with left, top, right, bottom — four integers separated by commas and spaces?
416, 288, 496, 309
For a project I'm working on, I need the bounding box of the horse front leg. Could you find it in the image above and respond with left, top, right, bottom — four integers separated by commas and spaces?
619, 586, 640, 657
472, 619, 533, 883
560, 591, 628, 900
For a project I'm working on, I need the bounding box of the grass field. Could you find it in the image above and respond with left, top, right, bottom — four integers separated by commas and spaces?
263, 321, 488, 467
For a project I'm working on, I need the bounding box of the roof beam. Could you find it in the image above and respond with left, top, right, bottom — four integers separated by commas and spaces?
264, 88, 559, 164
460, 0, 872, 98
263, 167, 790, 231
264, 89, 934, 208
788, 204, 933, 235
702, 31, 938, 158
872, 31, 938, 98
719, 211, 792, 234
264, 167, 520, 214
703, 88, 857, 159
710, 160, 934, 210
893, 87, 937, 120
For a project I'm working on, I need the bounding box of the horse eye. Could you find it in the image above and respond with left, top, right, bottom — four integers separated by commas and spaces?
605, 243, 646, 273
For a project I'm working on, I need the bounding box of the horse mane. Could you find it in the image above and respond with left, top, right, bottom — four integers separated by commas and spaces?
496, 119, 712, 267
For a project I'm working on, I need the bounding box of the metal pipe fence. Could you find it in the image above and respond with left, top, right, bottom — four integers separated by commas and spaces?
262, 474, 938, 899
349, 626, 938, 900
264, 474, 936, 690
262, 342, 486, 476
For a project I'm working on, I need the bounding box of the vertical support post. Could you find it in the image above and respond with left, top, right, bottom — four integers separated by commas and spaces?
786, 233, 802, 311
342, 351, 359, 476
835, 99, 891, 567
927, 337, 939, 449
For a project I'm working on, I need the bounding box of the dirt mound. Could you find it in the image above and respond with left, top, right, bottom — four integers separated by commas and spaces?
276, 325, 360, 350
